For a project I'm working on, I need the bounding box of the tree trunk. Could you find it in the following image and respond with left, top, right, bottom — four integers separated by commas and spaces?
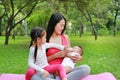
4, 27, 11, 45
0, 20, 1, 36
79, 21, 84, 37
113, 8, 118, 37
4, 32, 10, 45
0, 13, 5, 36
4, 16, 13, 45
87, 11, 97, 40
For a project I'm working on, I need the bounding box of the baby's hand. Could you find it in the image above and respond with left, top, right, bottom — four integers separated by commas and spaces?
70, 55, 83, 63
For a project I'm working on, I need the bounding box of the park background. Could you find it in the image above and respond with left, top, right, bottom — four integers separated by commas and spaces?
0, 0, 120, 80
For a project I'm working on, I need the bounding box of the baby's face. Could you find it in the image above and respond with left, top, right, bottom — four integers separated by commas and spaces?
73, 46, 82, 55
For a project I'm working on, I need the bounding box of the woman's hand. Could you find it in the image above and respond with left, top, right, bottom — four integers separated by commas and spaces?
47, 51, 66, 61
54, 51, 66, 58
69, 55, 83, 63
42, 70, 50, 77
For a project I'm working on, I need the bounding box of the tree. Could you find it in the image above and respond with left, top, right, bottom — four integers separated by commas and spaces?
74, 0, 98, 40
0, 4, 5, 36
112, 0, 120, 36
1, 0, 39, 45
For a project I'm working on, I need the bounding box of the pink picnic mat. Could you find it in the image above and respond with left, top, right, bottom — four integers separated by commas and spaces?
0, 74, 25, 80
0, 72, 117, 80
82, 72, 117, 80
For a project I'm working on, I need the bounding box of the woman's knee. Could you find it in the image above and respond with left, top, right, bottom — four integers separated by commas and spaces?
82, 64, 90, 73
73, 64, 90, 74
79, 64, 91, 75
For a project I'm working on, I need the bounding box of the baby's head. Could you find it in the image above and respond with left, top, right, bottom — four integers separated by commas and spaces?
72, 46, 83, 55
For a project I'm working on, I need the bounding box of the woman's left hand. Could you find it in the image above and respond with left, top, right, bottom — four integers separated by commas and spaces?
70, 55, 83, 63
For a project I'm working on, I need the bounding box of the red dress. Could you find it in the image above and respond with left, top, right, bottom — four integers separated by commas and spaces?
47, 34, 69, 65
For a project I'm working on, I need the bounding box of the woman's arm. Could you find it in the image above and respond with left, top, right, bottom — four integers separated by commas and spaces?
47, 51, 66, 62
64, 34, 71, 47
68, 54, 83, 63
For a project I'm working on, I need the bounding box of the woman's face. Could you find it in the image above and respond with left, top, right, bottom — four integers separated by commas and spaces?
54, 19, 65, 35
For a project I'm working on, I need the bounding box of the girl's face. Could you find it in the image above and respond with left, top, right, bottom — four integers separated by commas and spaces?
54, 19, 65, 35
41, 32, 46, 44
37, 31, 46, 45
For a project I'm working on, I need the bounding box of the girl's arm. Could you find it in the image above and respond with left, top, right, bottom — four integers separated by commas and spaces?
45, 43, 65, 50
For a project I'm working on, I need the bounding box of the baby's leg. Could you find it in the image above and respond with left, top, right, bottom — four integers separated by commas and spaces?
61, 58, 75, 73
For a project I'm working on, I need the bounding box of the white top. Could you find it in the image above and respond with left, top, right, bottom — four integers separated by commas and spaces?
28, 43, 64, 74
62, 52, 79, 69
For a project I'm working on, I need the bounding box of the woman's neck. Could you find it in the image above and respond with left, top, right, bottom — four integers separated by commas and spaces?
51, 33, 60, 38
50, 33, 62, 45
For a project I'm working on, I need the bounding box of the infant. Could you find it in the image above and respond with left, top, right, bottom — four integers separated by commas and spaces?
55, 46, 83, 80
62, 46, 83, 72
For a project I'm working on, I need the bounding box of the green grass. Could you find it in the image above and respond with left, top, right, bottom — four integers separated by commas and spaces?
0, 36, 30, 74
70, 34, 120, 79
0, 35, 120, 79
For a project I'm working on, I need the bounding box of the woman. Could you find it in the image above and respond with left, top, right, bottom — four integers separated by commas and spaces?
26, 13, 90, 80
45, 13, 90, 80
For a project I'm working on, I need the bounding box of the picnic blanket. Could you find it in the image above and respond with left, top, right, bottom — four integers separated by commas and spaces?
82, 72, 117, 80
0, 72, 117, 80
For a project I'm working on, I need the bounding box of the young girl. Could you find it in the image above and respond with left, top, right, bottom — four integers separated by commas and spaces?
28, 27, 67, 80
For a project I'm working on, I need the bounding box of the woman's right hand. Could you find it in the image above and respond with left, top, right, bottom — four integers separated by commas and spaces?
47, 51, 66, 62
54, 51, 66, 58
42, 70, 50, 77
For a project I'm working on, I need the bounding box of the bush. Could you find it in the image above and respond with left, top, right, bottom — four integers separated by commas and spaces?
98, 29, 109, 36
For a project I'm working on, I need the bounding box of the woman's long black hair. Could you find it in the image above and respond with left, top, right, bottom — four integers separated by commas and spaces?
46, 13, 67, 43
30, 27, 45, 61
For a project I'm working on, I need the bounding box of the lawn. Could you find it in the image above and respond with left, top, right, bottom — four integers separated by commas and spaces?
0, 35, 120, 79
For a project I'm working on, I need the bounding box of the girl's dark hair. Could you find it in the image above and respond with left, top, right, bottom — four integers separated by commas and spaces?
30, 27, 45, 61
46, 13, 66, 42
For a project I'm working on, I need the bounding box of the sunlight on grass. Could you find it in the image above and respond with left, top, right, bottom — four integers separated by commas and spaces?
70, 35, 120, 79
0, 35, 120, 79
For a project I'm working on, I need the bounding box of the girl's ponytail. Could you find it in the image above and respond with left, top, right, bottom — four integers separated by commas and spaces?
34, 44, 37, 61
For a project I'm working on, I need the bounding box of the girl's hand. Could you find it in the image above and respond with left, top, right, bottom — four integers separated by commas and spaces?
42, 70, 50, 77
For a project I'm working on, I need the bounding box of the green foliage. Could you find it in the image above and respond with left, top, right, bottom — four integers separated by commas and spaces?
27, 11, 47, 29
0, 0, 120, 44
98, 28, 109, 36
